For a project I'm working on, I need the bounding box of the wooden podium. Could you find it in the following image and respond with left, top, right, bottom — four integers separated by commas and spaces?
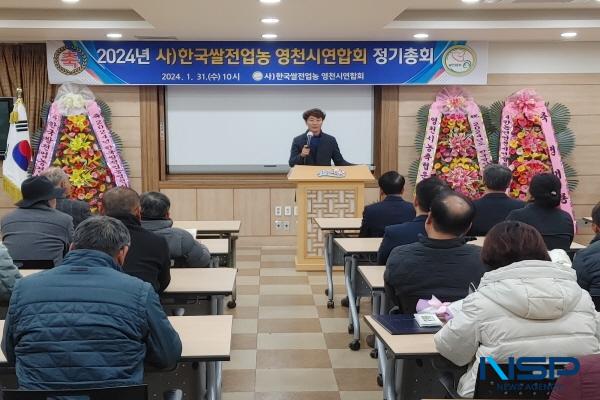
288, 165, 376, 271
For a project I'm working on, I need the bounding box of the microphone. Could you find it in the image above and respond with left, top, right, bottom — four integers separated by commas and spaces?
307, 132, 313, 146
304, 132, 313, 165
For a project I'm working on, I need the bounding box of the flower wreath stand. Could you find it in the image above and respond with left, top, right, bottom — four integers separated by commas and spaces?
489, 88, 577, 220
31, 83, 130, 213
408, 87, 493, 199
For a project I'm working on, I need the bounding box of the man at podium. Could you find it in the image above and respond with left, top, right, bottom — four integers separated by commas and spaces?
289, 108, 351, 167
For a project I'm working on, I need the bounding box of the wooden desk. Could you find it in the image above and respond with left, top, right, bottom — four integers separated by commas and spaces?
334, 237, 382, 254
18, 269, 40, 278
364, 315, 438, 400
19, 268, 237, 315
471, 236, 586, 251
199, 239, 229, 256
196, 235, 238, 310
167, 268, 235, 296
314, 217, 362, 231
358, 265, 387, 384
168, 315, 232, 362
358, 265, 385, 292
165, 268, 236, 315
0, 315, 232, 400
364, 316, 437, 357
173, 220, 241, 234
314, 217, 362, 309
334, 237, 382, 351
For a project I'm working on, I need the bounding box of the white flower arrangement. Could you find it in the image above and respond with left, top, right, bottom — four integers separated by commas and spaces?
55, 82, 96, 115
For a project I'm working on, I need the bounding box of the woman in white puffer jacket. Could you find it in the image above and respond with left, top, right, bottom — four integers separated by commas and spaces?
435, 221, 600, 398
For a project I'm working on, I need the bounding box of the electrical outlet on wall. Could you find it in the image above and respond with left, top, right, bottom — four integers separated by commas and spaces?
274, 220, 282, 230
293, 206, 298, 216
284, 206, 292, 216
275, 206, 282, 216
282, 221, 290, 231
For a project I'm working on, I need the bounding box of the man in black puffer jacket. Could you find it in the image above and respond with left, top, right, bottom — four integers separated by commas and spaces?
384, 190, 487, 313
573, 202, 600, 295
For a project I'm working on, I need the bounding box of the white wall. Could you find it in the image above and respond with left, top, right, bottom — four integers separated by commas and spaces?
166, 86, 374, 173
489, 42, 600, 74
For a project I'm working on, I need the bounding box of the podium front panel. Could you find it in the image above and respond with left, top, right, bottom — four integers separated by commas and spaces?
296, 182, 364, 270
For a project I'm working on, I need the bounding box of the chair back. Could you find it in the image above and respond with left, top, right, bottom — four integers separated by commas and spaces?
13, 260, 54, 270
475, 362, 558, 399
2, 384, 147, 400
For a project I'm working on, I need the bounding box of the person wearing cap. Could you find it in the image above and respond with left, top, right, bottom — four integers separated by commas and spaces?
1, 176, 74, 266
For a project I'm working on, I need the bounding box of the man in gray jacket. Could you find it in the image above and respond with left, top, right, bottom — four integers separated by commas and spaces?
0, 243, 20, 302
41, 167, 91, 228
1, 176, 73, 266
140, 192, 211, 267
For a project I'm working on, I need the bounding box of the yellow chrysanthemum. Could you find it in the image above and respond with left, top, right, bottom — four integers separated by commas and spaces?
67, 115, 88, 130
67, 134, 92, 152
70, 168, 94, 188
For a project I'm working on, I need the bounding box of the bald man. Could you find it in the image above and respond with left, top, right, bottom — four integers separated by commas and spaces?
102, 187, 171, 293
384, 190, 487, 313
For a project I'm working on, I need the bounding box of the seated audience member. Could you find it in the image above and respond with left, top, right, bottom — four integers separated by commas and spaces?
550, 354, 600, 400
0, 243, 21, 302
573, 203, 600, 296
140, 192, 211, 267
377, 176, 448, 264
102, 187, 171, 292
1, 176, 73, 266
384, 191, 487, 312
359, 171, 415, 237
468, 164, 525, 236
41, 167, 92, 228
1, 216, 182, 390
435, 221, 600, 399
506, 173, 574, 251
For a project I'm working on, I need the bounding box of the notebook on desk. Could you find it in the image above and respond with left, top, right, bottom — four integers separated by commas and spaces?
373, 314, 441, 335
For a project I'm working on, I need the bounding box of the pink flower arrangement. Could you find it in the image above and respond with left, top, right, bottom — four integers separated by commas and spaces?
432, 114, 485, 199
507, 112, 552, 200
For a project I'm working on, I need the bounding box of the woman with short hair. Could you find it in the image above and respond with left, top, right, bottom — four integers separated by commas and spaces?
434, 221, 600, 398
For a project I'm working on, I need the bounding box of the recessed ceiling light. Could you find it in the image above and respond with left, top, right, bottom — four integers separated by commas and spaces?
261, 17, 280, 24
561, 32, 577, 38
413, 33, 429, 39
106, 33, 123, 39
260, 0, 281, 3
461, 0, 480, 3
262, 33, 278, 39
61, 0, 80, 3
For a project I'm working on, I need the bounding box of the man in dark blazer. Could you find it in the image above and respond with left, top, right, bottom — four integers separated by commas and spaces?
359, 171, 415, 237
468, 164, 525, 236
377, 176, 448, 264
288, 108, 351, 167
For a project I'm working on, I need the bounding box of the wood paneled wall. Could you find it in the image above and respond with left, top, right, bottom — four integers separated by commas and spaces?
396, 73, 600, 243
2, 74, 597, 244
